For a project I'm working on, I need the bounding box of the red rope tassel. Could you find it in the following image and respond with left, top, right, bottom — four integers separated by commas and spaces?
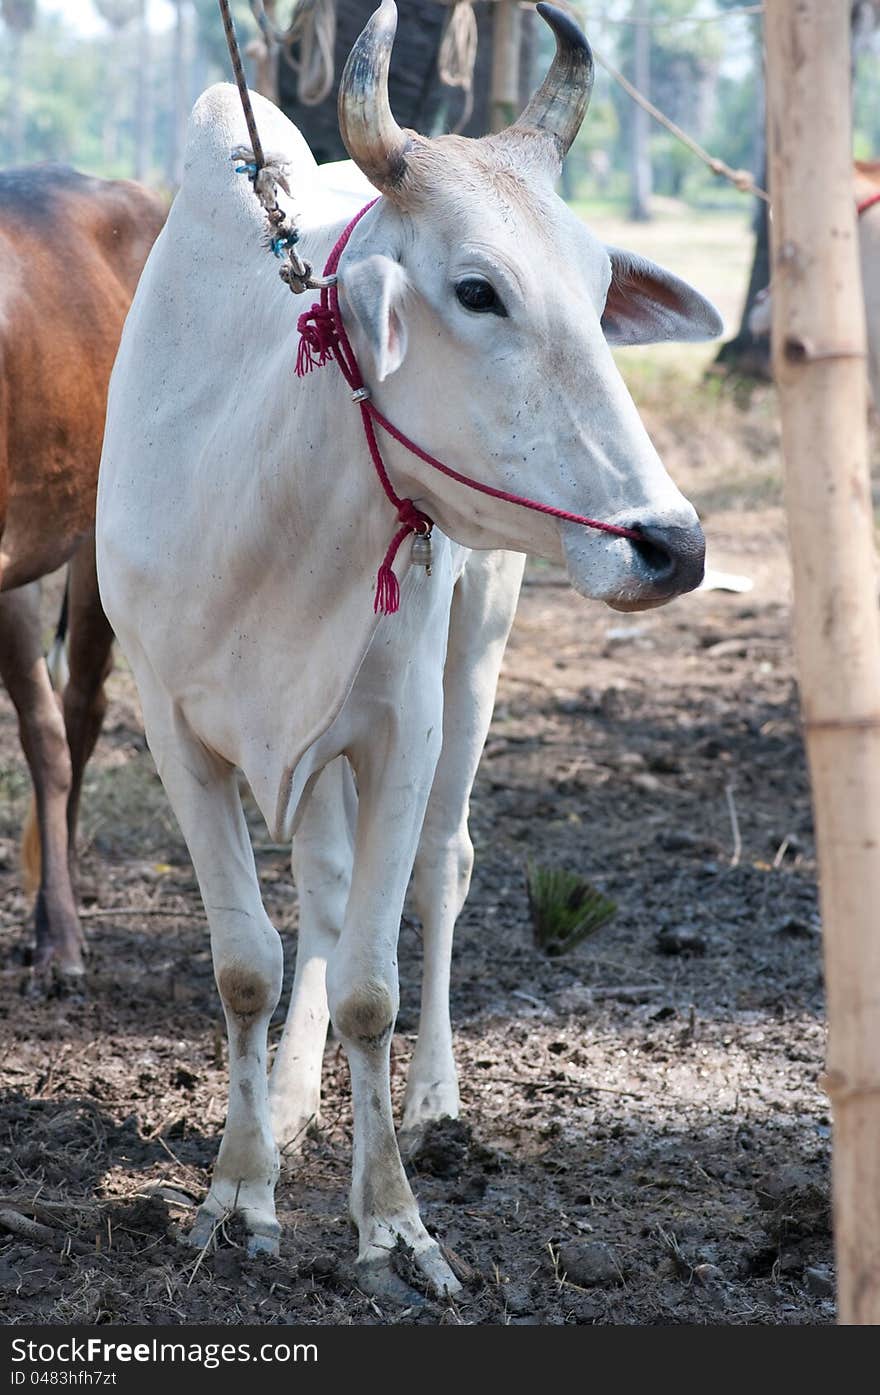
374, 525, 410, 615
295, 305, 338, 377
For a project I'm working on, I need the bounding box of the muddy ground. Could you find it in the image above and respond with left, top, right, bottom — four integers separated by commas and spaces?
0, 381, 841, 1325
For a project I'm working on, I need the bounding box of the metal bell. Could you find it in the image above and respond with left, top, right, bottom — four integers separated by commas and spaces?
411, 531, 433, 575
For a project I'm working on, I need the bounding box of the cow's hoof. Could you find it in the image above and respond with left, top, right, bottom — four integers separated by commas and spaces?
26, 953, 87, 999
186, 1207, 222, 1251
246, 1225, 281, 1258
400, 1077, 460, 1147
185, 1197, 280, 1257
415, 1241, 463, 1297
355, 1258, 427, 1306
356, 1241, 461, 1303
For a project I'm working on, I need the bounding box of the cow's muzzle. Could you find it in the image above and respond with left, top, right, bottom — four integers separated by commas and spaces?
627, 518, 706, 599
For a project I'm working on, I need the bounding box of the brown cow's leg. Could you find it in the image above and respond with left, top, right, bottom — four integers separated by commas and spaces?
62, 537, 114, 887
0, 583, 84, 974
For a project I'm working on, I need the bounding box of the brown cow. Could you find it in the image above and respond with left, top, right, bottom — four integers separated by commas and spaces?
0, 164, 165, 976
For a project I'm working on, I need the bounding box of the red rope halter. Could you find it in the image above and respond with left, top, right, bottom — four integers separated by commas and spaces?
857, 190, 880, 217
296, 201, 641, 615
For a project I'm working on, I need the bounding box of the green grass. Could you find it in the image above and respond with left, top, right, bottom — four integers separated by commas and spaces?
526, 862, 617, 956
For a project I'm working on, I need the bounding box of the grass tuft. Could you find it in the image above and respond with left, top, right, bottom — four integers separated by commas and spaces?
526, 863, 617, 956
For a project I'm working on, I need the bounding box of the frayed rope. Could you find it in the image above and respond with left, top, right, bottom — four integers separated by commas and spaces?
295, 304, 338, 377
374, 525, 410, 615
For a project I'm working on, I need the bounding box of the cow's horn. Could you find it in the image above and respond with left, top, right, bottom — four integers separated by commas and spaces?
338, 0, 410, 194
507, 3, 594, 160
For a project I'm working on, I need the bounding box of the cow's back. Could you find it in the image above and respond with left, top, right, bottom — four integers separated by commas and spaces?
0, 165, 166, 589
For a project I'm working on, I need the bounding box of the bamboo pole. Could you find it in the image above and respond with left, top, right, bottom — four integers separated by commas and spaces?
765, 0, 880, 1325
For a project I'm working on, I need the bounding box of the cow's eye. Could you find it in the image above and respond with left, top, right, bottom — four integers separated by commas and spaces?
455, 277, 507, 316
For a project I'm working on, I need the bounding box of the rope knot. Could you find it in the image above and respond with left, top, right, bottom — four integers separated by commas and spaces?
296, 302, 338, 377
396, 499, 431, 534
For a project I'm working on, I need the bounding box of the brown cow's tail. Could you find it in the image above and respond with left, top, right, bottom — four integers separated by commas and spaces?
20, 801, 40, 897
46, 579, 70, 693
20, 579, 70, 897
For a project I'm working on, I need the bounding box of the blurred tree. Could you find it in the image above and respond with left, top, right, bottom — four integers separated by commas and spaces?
852, 0, 880, 70
94, 1, 141, 172
93, 0, 141, 27
854, 37, 880, 160
191, 0, 254, 73
629, 0, 651, 219
716, 0, 880, 378
167, 0, 195, 186
611, 0, 724, 211
134, 0, 153, 179
2, 0, 37, 165
565, 93, 619, 202
711, 0, 767, 376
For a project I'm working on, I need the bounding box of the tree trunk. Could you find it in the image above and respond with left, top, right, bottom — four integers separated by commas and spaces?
167, 0, 190, 188
717, 1, 876, 378
713, 161, 771, 377
765, 0, 880, 1325
134, 0, 152, 180
7, 28, 24, 166
629, 0, 651, 222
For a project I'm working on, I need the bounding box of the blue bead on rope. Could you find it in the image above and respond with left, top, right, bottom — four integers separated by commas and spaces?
271, 230, 300, 258
235, 162, 258, 177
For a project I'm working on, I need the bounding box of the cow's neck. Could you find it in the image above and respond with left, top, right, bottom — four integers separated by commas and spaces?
215, 222, 447, 837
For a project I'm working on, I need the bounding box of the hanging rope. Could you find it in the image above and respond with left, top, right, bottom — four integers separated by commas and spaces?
287, 0, 336, 106
218, 0, 266, 169
437, 1, 478, 133
218, 0, 332, 294
591, 43, 769, 203
249, 0, 336, 107
249, 1, 480, 133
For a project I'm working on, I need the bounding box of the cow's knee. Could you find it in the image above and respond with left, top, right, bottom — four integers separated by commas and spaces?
214, 923, 283, 1031
328, 970, 396, 1048
411, 820, 474, 923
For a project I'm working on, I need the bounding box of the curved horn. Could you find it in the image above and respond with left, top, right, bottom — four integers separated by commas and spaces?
338, 0, 410, 194
509, 3, 594, 160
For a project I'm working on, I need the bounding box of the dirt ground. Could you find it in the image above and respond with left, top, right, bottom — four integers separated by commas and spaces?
0, 380, 839, 1326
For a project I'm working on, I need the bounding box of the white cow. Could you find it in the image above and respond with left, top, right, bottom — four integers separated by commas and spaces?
96, 1, 721, 1299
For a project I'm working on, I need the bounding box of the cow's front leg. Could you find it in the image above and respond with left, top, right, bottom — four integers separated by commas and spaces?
270, 757, 356, 1154
134, 692, 283, 1256
329, 730, 460, 1300
403, 550, 525, 1142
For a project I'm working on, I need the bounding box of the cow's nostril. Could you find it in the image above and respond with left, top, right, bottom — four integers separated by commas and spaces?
631, 533, 675, 580
626, 519, 706, 595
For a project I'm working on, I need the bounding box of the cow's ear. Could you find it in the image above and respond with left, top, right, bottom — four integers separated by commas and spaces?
602, 247, 723, 345
339, 254, 410, 382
